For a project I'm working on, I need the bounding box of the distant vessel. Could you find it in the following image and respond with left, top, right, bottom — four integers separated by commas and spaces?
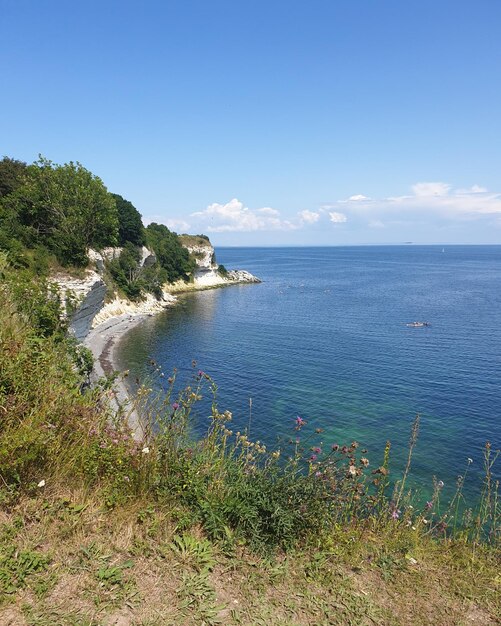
406, 321, 431, 328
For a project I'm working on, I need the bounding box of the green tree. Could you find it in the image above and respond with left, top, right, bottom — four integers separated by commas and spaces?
0, 156, 27, 199
4, 157, 118, 266
112, 193, 145, 246
146, 223, 195, 283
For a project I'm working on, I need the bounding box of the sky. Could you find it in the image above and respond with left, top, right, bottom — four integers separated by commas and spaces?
1, 0, 501, 245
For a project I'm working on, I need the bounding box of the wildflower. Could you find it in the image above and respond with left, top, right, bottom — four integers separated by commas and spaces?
315, 428, 324, 433
332, 444, 339, 451
467, 457, 473, 464
348, 465, 357, 477
360, 457, 370, 467
295, 416, 306, 428
198, 370, 205, 377
124, 476, 130, 483
309, 454, 318, 462
271, 450, 281, 459
172, 402, 179, 410
425, 501, 433, 510
312, 446, 322, 454
168, 377, 174, 384
437, 480, 444, 488
391, 509, 400, 520
142, 447, 150, 454
37, 479, 46, 488
315, 471, 322, 478
351, 441, 359, 449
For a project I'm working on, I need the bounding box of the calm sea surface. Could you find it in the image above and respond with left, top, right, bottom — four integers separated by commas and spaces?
117, 246, 501, 502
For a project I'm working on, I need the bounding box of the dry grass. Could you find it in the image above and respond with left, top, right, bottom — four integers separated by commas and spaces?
1, 489, 499, 626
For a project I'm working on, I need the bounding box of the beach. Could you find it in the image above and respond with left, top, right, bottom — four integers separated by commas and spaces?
84, 313, 153, 439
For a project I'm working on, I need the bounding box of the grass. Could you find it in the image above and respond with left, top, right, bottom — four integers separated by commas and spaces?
0, 257, 500, 624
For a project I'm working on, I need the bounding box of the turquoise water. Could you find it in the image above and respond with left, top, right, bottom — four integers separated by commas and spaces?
117, 246, 501, 502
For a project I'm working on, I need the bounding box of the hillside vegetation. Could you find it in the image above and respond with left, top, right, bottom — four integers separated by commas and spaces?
0, 156, 195, 301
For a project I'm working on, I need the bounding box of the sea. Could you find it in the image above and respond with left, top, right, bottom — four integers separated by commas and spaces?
117, 245, 501, 503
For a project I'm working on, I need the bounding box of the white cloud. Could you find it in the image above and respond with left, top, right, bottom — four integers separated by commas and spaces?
191, 198, 298, 232
325, 183, 501, 224
412, 182, 451, 197
299, 209, 321, 224
329, 211, 347, 223
349, 194, 369, 201
368, 219, 385, 228
456, 184, 488, 194
257, 207, 280, 216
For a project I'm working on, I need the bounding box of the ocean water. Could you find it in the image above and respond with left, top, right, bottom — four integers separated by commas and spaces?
117, 246, 501, 502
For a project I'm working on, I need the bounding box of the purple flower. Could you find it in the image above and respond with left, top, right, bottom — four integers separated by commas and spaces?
198, 370, 205, 377
315, 471, 322, 478
312, 447, 322, 454
425, 501, 433, 510
295, 416, 306, 427
309, 454, 318, 462
331, 444, 339, 451
172, 402, 179, 410
391, 509, 400, 520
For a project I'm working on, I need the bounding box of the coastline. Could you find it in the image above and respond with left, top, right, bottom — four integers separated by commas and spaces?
82, 274, 261, 439
83, 313, 153, 440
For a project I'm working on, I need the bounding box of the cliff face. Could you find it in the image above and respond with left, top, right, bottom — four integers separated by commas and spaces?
53, 237, 259, 339
54, 270, 107, 340
179, 236, 260, 288
53, 247, 168, 340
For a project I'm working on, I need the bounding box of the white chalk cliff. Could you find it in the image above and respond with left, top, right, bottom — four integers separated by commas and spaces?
180, 237, 260, 289
53, 237, 259, 339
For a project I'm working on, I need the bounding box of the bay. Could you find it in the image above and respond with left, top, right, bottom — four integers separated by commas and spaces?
117, 245, 501, 503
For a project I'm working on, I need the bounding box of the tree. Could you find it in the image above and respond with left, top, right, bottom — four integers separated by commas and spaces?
4, 157, 118, 266
0, 156, 27, 198
145, 223, 195, 283
112, 193, 146, 246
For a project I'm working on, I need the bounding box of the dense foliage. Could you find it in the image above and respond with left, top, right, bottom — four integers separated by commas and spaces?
0, 157, 118, 266
112, 193, 146, 247
0, 155, 201, 300
146, 222, 195, 283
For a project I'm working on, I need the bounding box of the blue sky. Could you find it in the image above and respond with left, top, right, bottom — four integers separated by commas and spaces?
2, 0, 501, 245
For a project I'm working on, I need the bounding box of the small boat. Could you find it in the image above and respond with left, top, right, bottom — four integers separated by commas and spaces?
406, 321, 430, 328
